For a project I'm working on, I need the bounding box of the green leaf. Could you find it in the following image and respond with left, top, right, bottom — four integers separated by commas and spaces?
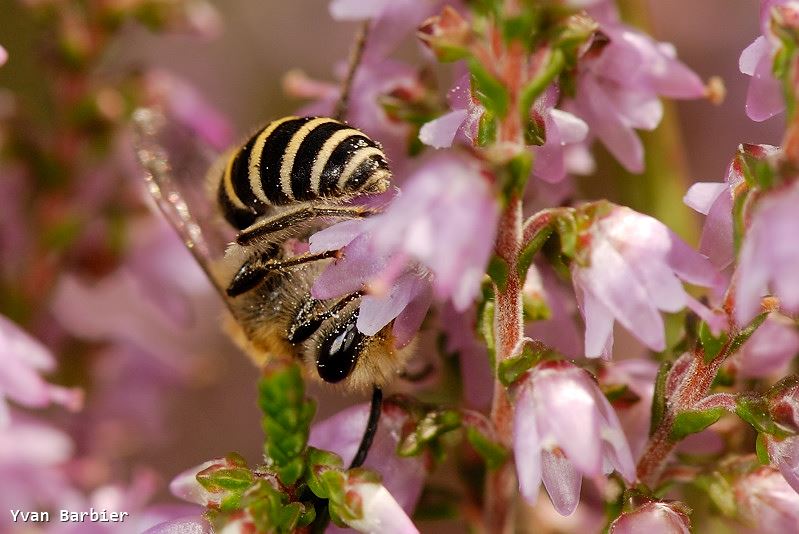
469, 59, 509, 117
477, 110, 497, 146
197, 467, 254, 492
736, 394, 794, 438
478, 298, 496, 373
555, 212, 578, 259
518, 49, 565, 138
465, 427, 508, 469
517, 224, 553, 279
699, 321, 729, 363
398, 410, 462, 458
487, 256, 509, 292
650, 361, 672, 436
728, 312, 768, 354
669, 408, 724, 441
756, 432, 771, 464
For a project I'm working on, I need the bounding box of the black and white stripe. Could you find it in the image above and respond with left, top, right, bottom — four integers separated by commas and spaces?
217, 116, 391, 229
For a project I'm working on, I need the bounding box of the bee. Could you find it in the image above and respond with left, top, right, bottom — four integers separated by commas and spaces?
132, 109, 415, 395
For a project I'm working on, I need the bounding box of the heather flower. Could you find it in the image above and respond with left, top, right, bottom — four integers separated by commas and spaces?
739, 1, 793, 121
419, 80, 589, 183
735, 182, 799, 325
335, 473, 419, 534
737, 314, 799, 378
683, 181, 734, 271
309, 403, 427, 513
609, 501, 690, 533
600, 359, 659, 459
736, 181, 799, 324
291, 58, 419, 172
310, 154, 498, 337
571, 206, 722, 358
735, 466, 799, 531
568, 11, 706, 172
0, 415, 82, 530
512, 361, 635, 515
0, 314, 83, 424
523, 264, 583, 358
143, 69, 234, 151
329, 0, 444, 60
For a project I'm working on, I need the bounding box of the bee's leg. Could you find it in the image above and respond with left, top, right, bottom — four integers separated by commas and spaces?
226, 249, 339, 297
350, 386, 383, 468
236, 205, 375, 246
287, 291, 363, 344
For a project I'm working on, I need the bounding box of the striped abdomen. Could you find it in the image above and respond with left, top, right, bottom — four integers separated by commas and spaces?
217, 116, 391, 229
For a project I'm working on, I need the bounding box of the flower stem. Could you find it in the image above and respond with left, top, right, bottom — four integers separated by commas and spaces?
484, 194, 523, 533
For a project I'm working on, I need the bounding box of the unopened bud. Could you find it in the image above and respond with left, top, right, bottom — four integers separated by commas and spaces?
417, 6, 471, 62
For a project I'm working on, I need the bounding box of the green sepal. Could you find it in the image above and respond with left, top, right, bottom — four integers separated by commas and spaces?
498, 343, 547, 387
487, 255, 509, 292
756, 432, 771, 464
694, 472, 737, 517
669, 407, 724, 441
465, 426, 509, 470
517, 223, 554, 279
306, 447, 344, 499
238, 479, 307, 534
736, 394, 794, 438
518, 48, 565, 145
603, 384, 641, 405
555, 211, 578, 259
699, 321, 729, 363
649, 361, 672, 436
478, 295, 496, 373
477, 110, 498, 146
398, 409, 462, 458
728, 312, 768, 354
468, 58, 509, 117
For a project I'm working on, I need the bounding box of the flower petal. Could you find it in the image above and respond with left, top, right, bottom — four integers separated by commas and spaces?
541, 449, 582, 516
419, 109, 468, 149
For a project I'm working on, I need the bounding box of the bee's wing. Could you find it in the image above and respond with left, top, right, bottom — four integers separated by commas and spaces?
131, 107, 235, 307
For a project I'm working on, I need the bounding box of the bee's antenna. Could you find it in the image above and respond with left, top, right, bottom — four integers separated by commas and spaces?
333, 20, 370, 122
349, 385, 383, 468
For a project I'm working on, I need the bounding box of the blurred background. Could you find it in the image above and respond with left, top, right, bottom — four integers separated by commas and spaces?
0, 0, 786, 531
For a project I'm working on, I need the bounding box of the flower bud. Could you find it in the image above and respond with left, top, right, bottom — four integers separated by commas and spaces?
610, 501, 691, 534
417, 6, 471, 62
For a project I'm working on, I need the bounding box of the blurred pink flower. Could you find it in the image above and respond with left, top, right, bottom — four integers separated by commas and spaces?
572, 206, 721, 358
739, 1, 793, 121
737, 315, 799, 378
609, 501, 690, 534
419, 80, 589, 183
309, 403, 427, 514
310, 154, 497, 337
142, 516, 212, 534
600, 359, 659, 459
329, 0, 444, 60
569, 9, 705, 172
293, 58, 419, 174
143, 69, 234, 151
735, 466, 799, 532
512, 361, 635, 516
736, 181, 799, 324
0, 314, 83, 424
439, 303, 492, 409
683, 181, 734, 271
0, 45, 6, 66
0, 414, 82, 531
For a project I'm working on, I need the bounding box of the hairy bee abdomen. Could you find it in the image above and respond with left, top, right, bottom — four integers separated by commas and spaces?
217, 116, 391, 230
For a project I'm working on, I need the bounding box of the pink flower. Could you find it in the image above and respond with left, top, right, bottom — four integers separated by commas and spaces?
142, 516, 212, 534
735, 467, 799, 532
572, 206, 721, 358
143, 70, 234, 151
419, 80, 589, 183
609, 501, 690, 534
0, 45, 6, 66
310, 154, 498, 337
512, 361, 635, 516
336, 475, 419, 534
683, 181, 734, 271
329, 0, 444, 60
309, 403, 427, 514
568, 14, 705, 172
600, 359, 659, 459
523, 264, 583, 358
736, 181, 799, 324
738, 314, 799, 378
0, 314, 83, 424
739, 1, 793, 121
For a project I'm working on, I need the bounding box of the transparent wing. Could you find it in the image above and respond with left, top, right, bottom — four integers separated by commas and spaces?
131, 107, 235, 307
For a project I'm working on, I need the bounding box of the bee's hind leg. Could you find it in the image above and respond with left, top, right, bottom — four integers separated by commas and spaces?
226, 248, 339, 297
236, 204, 375, 246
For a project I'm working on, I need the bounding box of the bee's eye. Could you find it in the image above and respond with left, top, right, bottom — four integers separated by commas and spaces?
316, 313, 363, 383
